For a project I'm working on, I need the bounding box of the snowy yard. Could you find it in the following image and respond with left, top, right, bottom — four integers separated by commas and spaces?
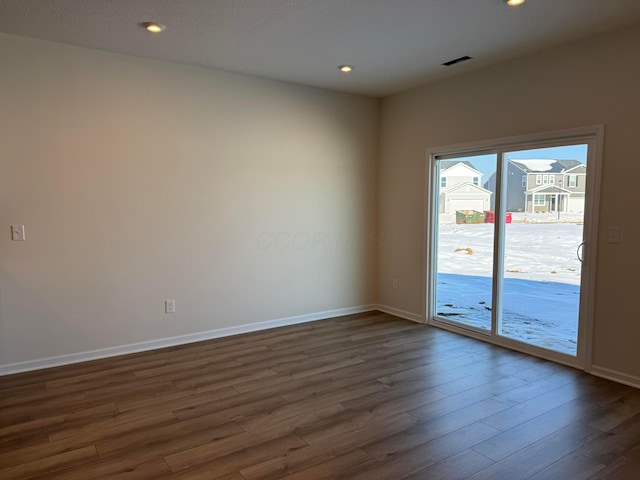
436, 219, 584, 355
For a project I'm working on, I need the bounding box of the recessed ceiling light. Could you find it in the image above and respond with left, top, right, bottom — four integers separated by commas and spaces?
142, 22, 166, 33
338, 65, 354, 73
504, 0, 526, 5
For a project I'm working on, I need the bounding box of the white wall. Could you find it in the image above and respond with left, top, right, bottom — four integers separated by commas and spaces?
377, 24, 640, 381
0, 33, 379, 368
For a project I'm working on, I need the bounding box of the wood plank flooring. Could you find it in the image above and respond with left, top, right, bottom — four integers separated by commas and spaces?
1, 311, 639, 479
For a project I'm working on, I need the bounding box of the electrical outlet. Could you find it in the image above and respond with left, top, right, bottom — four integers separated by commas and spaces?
165, 299, 176, 314
393, 278, 398, 290
607, 226, 621, 244
11, 225, 25, 241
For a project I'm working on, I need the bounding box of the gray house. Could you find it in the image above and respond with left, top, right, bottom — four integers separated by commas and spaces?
485, 159, 586, 213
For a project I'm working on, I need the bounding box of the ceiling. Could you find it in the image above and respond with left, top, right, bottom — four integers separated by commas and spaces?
1, 0, 640, 97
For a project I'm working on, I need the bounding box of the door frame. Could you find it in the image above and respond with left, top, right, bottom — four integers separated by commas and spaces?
424, 126, 604, 371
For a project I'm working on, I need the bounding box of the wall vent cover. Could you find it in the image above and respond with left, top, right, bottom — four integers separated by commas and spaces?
442, 56, 473, 67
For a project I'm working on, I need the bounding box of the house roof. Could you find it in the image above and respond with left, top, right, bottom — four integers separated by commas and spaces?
563, 164, 588, 174
440, 161, 482, 176
510, 159, 584, 173
445, 182, 492, 195
527, 185, 572, 194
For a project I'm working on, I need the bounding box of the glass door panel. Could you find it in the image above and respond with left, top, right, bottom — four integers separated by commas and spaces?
434, 153, 497, 332
498, 145, 588, 355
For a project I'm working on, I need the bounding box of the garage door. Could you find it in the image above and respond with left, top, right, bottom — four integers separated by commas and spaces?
568, 197, 585, 213
450, 199, 485, 213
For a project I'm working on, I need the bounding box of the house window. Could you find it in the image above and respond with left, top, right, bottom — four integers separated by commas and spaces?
549, 176, 555, 185
536, 175, 542, 185
441, 177, 447, 188
534, 194, 546, 206
569, 175, 577, 187
473, 177, 479, 186
543, 175, 549, 184
522, 176, 527, 187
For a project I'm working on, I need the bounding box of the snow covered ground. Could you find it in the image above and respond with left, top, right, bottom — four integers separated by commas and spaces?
436, 220, 584, 355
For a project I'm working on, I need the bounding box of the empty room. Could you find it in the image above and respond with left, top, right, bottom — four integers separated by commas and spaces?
2, 1, 640, 478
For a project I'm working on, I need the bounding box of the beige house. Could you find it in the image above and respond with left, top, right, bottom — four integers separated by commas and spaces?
486, 159, 587, 213
510, 159, 587, 213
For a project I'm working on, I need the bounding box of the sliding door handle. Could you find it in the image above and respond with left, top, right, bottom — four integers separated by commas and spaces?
577, 241, 586, 263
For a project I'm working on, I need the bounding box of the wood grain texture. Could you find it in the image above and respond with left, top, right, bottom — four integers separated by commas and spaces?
0, 311, 638, 479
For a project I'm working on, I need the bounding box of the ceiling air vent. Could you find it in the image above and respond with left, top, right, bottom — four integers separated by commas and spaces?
442, 56, 472, 67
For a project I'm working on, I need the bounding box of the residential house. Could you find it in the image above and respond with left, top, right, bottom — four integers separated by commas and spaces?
485, 159, 586, 213
439, 160, 492, 213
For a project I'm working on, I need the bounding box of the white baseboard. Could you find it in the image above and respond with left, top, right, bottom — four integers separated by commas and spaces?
375, 304, 424, 324
589, 365, 640, 390
0, 305, 377, 376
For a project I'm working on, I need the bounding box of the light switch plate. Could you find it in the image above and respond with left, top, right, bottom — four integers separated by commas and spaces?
11, 225, 25, 241
165, 299, 176, 314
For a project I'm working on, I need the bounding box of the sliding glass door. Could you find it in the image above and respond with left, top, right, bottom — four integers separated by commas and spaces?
434, 153, 497, 333
498, 146, 588, 355
429, 130, 600, 365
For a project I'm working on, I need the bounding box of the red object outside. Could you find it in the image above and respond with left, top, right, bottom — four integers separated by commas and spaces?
484, 211, 512, 223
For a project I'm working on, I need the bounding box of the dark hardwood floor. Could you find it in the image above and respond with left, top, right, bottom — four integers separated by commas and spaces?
1, 311, 639, 479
